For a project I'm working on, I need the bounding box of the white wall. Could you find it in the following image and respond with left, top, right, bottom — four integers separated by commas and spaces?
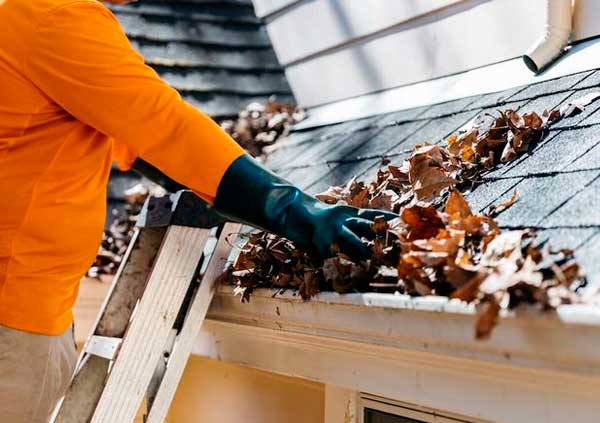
574, 0, 600, 41
253, 0, 550, 108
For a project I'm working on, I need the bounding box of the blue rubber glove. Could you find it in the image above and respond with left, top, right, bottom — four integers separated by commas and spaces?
214, 155, 397, 260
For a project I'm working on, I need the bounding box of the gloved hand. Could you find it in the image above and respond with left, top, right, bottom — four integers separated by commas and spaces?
214, 154, 397, 260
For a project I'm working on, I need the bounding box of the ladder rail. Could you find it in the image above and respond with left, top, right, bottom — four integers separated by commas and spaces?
52, 226, 167, 423
91, 225, 210, 423
51, 191, 234, 423
144, 222, 240, 423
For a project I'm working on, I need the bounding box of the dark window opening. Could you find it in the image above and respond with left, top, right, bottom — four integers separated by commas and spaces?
364, 408, 427, 423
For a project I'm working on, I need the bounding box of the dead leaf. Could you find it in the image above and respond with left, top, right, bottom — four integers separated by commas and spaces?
559, 92, 600, 118
445, 190, 472, 218
475, 297, 500, 339
487, 190, 518, 216
401, 204, 445, 240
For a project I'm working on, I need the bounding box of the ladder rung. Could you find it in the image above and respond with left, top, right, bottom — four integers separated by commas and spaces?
86, 336, 122, 360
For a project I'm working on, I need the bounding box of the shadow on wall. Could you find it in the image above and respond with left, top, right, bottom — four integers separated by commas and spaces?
320, 0, 493, 95
167, 356, 325, 423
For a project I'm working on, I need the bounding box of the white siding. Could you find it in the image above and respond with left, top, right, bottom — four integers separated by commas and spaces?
265, 0, 462, 66
573, 0, 600, 41
254, 0, 549, 107
252, 0, 299, 18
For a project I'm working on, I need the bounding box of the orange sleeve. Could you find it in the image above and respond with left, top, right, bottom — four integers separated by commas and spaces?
112, 140, 137, 172
24, 0, 245, 203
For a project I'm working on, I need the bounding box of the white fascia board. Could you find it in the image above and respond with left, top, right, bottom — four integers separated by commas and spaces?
195, 288, 600, 423
200, 287, 600, 376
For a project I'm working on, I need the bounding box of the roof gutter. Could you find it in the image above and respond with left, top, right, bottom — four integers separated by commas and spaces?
523, 0, 573, 73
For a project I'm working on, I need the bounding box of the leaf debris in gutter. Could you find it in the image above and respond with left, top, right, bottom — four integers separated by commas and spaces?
223, 94, 600, 339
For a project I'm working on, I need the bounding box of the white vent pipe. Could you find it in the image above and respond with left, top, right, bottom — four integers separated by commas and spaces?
523, 0, 573, 73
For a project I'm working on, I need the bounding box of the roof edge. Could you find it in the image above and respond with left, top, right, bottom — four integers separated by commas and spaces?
295, 37, 600, 130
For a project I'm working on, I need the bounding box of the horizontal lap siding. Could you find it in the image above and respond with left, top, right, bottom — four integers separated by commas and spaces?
255, 0, 546, 107
263, 0, 462, 65
252, 0, 299, 18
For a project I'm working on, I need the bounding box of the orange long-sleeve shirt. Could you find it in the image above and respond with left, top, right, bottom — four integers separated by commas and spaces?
0, 0, 245, 335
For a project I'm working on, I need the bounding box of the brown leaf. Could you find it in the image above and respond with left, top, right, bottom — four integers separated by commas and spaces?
449, 271, 486, 302
487, 190, 518, 216
559, 92, 600, 118
372, 216, 389, 235
299, 270, 319, 299
522, 112, 543, 130
401, 203, 445, 240
445, 190, 472, 218
368, 189, 399, 211
475, 297, 500, 340
316, 186, 345, 204
408, 144, 458, 200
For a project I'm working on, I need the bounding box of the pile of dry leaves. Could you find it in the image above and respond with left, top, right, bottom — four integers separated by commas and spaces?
225, 93, 599, 339
220, 98, 306, 158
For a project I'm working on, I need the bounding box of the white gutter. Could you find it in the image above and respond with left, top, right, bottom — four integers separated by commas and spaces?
195, 287, 600, 423
523, 0, 573, 73
204, 286, 600, 375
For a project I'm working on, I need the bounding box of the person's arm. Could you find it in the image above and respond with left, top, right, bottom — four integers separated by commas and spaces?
25, 1, 243, 203
25, 1, 396, 259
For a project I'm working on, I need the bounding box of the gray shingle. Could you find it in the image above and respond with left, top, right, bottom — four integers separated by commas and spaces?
571, 69, 600, 90
306, 158, 382, 194
466, 86, 529, 109
109, 2, 260, 24
400, 110, 480, 147
131, 40, 282, 70
267, 138, 322, 171
567, 140, 600, 172
342, 120, 426, 160
541, 174, 600, 227
535, 228, 598, 250
376, 106, 430, 126
491, 170, 598, 228
320, 115, 387, 140
112, 1, 292, 119
575, 233, 600, 288
184, 92, 294, 119
287, 128, 381, 167
118, 14, 270, 46
417, 96, 480, 119
159, 68, 290, 94
320, 128, 387, 163
517, 91, 574, 115
503, 127, 600, 177
482, 130, 562, 179
552, 87, 600, 127
284, 164, 333, 190
464, 178, 522, 213
506, 71, 593, 101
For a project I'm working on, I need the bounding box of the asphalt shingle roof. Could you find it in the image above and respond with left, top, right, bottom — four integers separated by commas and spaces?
268, 69, 600, 288
107, 0, 294, 207
108, 0, 293, 119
